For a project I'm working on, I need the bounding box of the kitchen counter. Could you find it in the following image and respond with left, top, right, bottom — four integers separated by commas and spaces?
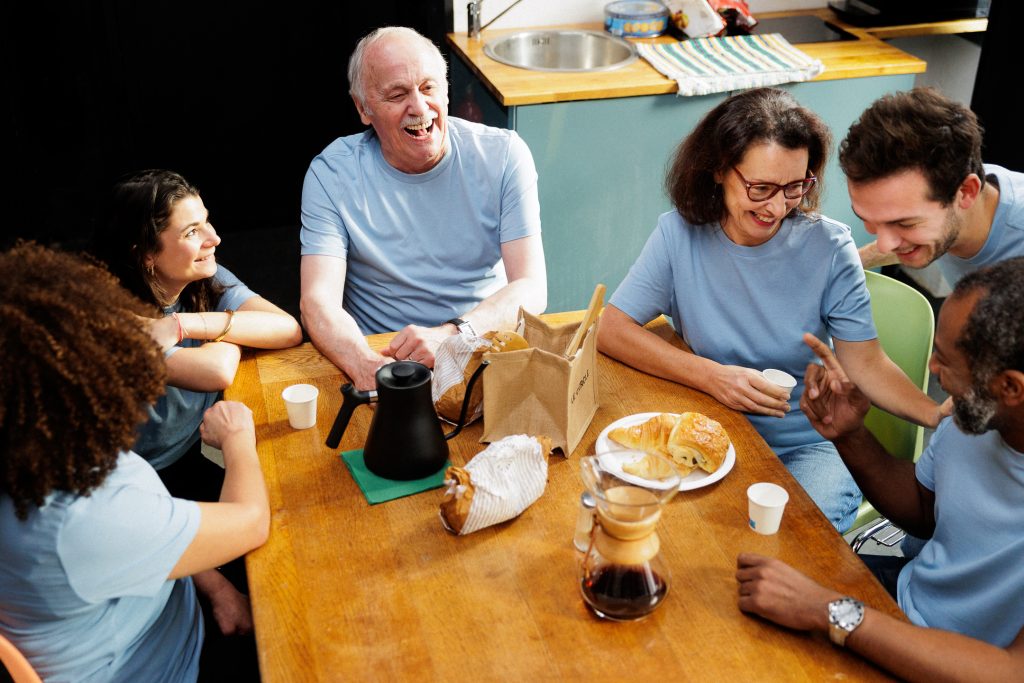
443, 10, 981, 312
447, 9, 940, 106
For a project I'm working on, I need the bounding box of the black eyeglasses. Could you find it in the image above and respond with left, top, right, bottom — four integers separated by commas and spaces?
733, 167, 817, 202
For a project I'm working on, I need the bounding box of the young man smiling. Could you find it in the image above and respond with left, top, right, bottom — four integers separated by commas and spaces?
299, 27, 547, 389
737, 257, 1024, 682
841, 88, 1024, 284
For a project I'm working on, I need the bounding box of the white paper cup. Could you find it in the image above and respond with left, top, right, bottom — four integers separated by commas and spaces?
747, 482, 789, 535
761, 369, 797, 390
282, 384, 319, 430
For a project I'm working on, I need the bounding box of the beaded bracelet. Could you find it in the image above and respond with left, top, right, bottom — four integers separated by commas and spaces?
212, 309, 235, 342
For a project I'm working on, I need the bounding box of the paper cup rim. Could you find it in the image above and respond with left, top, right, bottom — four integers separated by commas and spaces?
281, 383, 319, 403
761, 369, 797, 389
747, 482, 789, 507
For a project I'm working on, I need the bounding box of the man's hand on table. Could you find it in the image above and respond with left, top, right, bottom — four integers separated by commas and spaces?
706, 364, 791, 419
348, 350, 392, 391
801, 333, 871, 442
736, 553, 843, 632
381, 323, 455, 368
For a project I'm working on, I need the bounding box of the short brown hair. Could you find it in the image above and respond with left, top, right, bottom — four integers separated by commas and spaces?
666, 87, 831, 226
0, 242, 166, 519
840, 87, 985, 205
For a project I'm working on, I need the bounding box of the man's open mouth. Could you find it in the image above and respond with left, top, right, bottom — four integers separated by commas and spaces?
404, 121, 434, 139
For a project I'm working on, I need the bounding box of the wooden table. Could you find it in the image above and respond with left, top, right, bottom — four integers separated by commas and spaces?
227, 313, 903, 681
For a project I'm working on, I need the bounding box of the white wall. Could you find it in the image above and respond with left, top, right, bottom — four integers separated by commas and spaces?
453, 0, 828, 33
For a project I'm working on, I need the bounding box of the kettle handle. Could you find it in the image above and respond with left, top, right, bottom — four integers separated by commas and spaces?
325, 383, 374, 450
444, 360, 489, 441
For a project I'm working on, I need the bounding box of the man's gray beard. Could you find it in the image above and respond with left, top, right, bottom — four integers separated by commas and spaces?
952, 387, 998, 435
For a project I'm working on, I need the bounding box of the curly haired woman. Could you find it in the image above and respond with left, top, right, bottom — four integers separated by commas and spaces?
0, 242, 269, 682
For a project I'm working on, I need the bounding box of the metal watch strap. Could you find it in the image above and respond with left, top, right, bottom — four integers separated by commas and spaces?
444, 317, 475, 336
828, 597, 865, 647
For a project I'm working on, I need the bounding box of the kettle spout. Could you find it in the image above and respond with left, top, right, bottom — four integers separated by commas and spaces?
325, 383, 376, 450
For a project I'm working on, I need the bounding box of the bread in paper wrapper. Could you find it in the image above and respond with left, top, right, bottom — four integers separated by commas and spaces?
432, 332, 493, 424
440, 435, 551, 535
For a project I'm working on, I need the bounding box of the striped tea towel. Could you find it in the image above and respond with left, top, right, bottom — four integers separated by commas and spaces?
638, 34, 824, 97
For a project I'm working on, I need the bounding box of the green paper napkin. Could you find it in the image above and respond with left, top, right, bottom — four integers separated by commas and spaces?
341, 449, 450, 504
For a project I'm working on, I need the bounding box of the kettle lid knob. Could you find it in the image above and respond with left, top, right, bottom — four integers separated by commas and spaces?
378, 360, 430, 388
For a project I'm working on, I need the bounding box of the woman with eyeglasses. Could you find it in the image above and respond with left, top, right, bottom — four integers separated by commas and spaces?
598, 88, 942, 533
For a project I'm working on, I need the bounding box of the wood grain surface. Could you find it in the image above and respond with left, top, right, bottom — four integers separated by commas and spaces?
445, 8, 953, 106
227, 313, 903, 682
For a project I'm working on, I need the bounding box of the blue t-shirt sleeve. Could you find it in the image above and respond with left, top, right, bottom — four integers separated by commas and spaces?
822, 229, 876, 342
300, 159, 349, 259
214, 265, 257, 311
58, 478, 200, 603
497, 132, 541, 243
915, 417, 952, 492
609, 220, 676, 326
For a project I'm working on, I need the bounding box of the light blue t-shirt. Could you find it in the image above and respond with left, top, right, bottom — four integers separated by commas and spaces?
0, 452, 202, 682
135, 265, 256, 470
897, 418, 1024, 647
610, 210, 876, 452
300, 117, 542, 334
939, 164, 1024, 284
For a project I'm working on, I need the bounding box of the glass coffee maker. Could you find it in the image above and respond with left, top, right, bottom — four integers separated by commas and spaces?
578, 452, 680, 621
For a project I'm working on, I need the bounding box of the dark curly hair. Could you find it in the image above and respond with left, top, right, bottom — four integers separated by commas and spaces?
953, 257, 1024, 387
0, 242, 167, 519
666, 87, 831, 226
91, 169, 224, 311
840, 87, 985, 205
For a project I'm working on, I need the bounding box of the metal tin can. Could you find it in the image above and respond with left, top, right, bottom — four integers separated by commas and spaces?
604, 1, 670, 38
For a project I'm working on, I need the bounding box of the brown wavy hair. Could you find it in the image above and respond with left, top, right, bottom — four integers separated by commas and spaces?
840, 87, 985, 205
666, 87, 830, 226
92, 169, 224, 311
0, 242, 167, 519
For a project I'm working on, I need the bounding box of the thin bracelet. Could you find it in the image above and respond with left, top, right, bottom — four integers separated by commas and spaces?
212, 309, 235, 342
170, 312, 184, 344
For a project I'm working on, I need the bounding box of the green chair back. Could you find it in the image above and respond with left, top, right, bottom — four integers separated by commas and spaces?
850, 270, 935, 531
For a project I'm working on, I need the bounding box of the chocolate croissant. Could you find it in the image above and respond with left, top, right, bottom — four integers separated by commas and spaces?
608, 412, 729, 476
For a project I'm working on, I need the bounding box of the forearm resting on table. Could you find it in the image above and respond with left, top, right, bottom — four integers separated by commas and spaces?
460, 275, 546, 334
597, 306, 708, 389
848, 609, 1024, 683
859, 241, 900, 269
300, 292, 382, 373
177, 305, 302, 349
165, 342, 241, 392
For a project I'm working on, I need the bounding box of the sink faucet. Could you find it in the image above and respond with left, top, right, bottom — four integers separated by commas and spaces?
468, 0, 527, 39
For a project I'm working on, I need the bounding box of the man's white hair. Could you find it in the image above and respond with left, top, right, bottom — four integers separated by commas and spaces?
348, 26, 448, 113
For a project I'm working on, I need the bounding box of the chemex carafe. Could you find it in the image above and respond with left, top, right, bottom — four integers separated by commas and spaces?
578, 452, 680, 620
325, 360, 486, 480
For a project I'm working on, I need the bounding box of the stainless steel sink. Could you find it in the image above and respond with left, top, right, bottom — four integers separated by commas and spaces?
483, 30, 638, 72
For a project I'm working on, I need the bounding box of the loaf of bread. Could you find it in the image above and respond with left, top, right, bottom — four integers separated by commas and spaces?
439, 434, 552, 535
608, 412, 729, 477
434, 331, 529, 423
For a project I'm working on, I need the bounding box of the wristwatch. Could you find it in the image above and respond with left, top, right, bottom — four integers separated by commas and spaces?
827, 597, 865, 647
444, 317, 476, 336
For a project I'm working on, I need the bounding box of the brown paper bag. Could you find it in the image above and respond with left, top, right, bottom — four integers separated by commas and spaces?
480, 310, 599, 455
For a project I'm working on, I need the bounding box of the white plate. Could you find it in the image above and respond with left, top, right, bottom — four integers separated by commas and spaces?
595, 412, 736, 491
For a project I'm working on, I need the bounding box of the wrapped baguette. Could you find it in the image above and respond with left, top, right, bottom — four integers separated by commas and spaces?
440, 434, 552, 535
432, 331, 529, 424
609, 412, 729, 476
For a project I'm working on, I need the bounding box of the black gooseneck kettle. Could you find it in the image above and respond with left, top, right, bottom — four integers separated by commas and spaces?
325, 360, 487, 480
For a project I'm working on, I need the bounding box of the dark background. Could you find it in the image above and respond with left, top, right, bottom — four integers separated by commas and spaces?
2, 1, 453, 319
2, 1, 1020, 319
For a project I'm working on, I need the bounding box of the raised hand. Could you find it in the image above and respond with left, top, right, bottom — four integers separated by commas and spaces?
706, 364, 792, 418
800, 333, 871, 440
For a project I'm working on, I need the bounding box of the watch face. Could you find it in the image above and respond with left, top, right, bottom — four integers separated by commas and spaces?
831, 599, 863, 628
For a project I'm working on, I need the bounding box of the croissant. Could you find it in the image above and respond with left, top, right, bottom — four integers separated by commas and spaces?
622, 453, 677, 480
608, 413, 695, 477
668, 412, 730, 474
